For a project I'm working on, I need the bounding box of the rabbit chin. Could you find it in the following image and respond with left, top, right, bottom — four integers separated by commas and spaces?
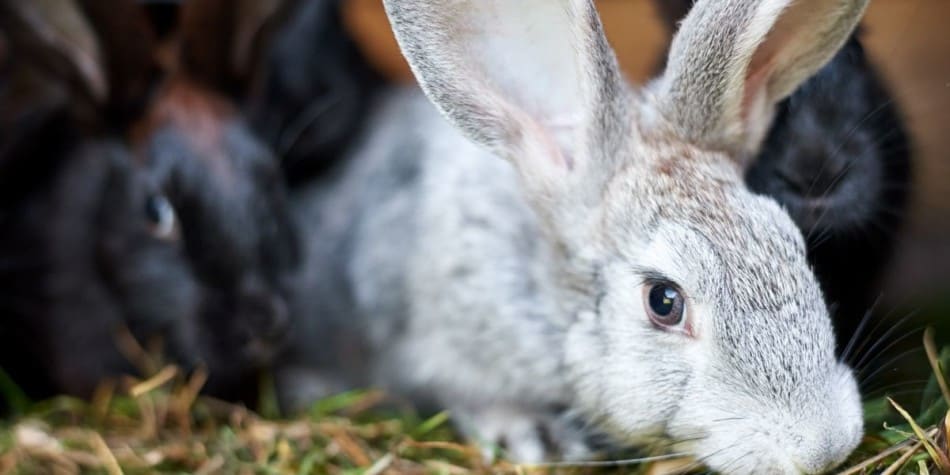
567, 330, 864, 473
661, 364, 864, 474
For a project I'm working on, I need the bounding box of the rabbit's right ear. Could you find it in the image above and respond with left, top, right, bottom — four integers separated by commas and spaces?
383, 0, 628, 201
656, 0, 868, 158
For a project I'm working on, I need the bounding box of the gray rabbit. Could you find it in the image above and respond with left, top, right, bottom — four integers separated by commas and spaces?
282, 0, 869, 472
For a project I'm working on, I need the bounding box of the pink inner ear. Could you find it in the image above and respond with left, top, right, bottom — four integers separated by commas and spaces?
464, 71, 575, 174
742, 0, 824, 117
740, 58, 774, 123
742, 26, 785, 121
511, 106, 573, 172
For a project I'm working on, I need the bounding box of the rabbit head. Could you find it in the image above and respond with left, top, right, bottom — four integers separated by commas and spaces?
128, 0, 302, 383
384, 0, 866, 471
653, 0, 913, 352
130, 81, 299, 377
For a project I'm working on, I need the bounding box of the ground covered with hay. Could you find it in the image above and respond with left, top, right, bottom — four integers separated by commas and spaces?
2, 329, 949, 474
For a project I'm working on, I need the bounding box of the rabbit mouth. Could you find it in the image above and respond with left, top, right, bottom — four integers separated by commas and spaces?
232, 324, 289, 367
235, 298, 291, 365
241, 338, 283, 366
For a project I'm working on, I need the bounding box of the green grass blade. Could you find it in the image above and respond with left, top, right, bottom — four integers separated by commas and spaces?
0, 366, 31, 415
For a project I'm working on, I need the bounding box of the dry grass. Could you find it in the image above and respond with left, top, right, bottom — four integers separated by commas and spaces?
1, 331, 949, 474
0, 373, 494, 474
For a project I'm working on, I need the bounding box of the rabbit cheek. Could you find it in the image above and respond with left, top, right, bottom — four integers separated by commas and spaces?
96, 227, 201, 348
116, 254, 199, 333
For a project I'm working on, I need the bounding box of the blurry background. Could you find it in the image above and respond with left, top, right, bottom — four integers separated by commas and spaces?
346, 0, 950, 327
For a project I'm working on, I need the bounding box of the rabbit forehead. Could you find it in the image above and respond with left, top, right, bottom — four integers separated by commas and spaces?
601, 141, 830, 345
597, 178, 839, 429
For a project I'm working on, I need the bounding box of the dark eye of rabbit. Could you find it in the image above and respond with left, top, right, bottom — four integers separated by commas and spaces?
644, 282, 686, 328
145, 194, 177, 239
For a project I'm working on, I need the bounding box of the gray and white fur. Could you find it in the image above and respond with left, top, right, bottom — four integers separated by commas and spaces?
281, 0, 868, 472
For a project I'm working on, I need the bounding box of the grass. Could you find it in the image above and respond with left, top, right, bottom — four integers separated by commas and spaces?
1, 331, 949, 474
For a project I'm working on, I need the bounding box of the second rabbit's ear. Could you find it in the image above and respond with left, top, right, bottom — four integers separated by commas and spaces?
178, 0, 286, 94
657, 0, 869, 158
0, 0, 158, 120
383, 0, 628, 202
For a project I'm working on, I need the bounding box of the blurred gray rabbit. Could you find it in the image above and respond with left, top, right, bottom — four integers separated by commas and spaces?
279, 0, 871, 472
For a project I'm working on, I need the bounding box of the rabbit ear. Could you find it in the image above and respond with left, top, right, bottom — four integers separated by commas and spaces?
2, 0, 107, 102
657, 0, 868, 157
383, 0, 628, 196
75, 0, 157, 120
178, 0, 286, 92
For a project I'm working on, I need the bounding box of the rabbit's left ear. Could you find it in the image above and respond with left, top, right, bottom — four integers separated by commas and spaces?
178, 0, 286, 93
657, 0, 868, 158
1, 0, 106, 102
383, 0, 628, 198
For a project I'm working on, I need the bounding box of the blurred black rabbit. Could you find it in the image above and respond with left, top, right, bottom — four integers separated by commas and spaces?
652, 0, 912, 352
0, 0, 163, 402
241, 0, 384, 185
132, 0, 305, 399
217, 0, 389, 408
0, 0, 300, 407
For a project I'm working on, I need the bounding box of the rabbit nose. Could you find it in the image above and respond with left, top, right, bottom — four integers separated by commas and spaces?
243, 293, 289, 338
236, 290, 289, 365
789, 438, 850, 474
239, 276, 290, 339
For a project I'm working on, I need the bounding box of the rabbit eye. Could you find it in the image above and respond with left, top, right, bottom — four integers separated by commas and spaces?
145, 194, 177, 239
643, 282, 687, 330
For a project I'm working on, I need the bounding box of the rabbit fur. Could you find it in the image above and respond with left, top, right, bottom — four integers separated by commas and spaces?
280, 0, 870, 472
653, 0, 913, 360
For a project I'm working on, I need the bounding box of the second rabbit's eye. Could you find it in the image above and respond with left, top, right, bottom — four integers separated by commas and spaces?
145, 194, 177, 239
643, 282, 687, 330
